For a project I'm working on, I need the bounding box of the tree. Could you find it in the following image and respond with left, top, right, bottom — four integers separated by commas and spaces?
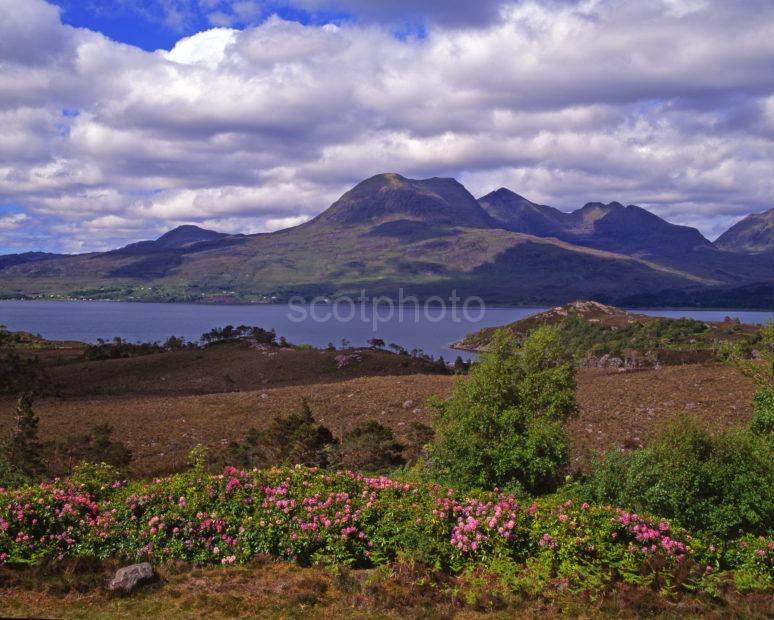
164, 335, 186, 350
336, 421, 405, 472
723, 321, 774, 385
4, 392, 45, 478
368, 338, 385, 349
453, 356, 470, 374
431, 326, 577, 493
389, 343, 407, 355
723, 322, 774, 435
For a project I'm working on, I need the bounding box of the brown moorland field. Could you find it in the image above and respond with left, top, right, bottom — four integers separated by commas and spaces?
42, 342, 449, 397
0, 338, 756, 476
1, 558, 770, 619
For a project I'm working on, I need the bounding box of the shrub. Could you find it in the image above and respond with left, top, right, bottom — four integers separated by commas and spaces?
187, 444, 209, 472
226, 400, 337, 469
68, 462, 123, 496
0, 354, 48, 394
722, 320, 774, 389
85, 338, 164, 360
336, 421, 405, 472
431, 326, 576, 493
264, 400, 336, 467
222, 427, 263, 469
403, 421, 435, 464
583, 416, 774, 538
0, 465, 769, 594
45, 424, 132, 476
751, 387, 774, 435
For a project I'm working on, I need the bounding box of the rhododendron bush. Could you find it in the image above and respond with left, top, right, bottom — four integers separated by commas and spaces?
0, 466, 771, 593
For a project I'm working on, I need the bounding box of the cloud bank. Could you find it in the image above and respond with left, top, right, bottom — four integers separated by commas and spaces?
1, 0, 774, 252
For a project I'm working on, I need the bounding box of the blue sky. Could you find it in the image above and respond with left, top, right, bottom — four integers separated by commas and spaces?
1, 0, 774, 254
48, 1, 349, 51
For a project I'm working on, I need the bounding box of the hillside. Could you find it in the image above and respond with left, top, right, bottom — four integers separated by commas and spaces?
0, 251, 63, 270
454, 300, 760, 365
715, 207, 774, 253
0, 174, 772, 305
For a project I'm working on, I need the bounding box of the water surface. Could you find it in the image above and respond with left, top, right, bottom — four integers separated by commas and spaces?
1, 301, 772, 361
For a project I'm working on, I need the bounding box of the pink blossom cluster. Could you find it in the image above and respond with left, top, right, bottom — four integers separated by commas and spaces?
0, 483, 114, 560
446, 495, 526, 553
614, 511, 687, 557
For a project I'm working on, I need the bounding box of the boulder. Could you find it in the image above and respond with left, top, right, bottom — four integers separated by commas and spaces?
108, 562, 155, 594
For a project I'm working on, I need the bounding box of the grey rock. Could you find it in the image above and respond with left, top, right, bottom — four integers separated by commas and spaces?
109, 562, 155, 594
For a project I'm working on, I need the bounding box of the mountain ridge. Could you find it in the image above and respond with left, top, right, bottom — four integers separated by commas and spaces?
0, 173, 771, 306
478, 189, 714, 258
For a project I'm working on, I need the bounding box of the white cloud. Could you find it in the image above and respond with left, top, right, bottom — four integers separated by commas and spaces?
1, 0, 774, 252
0, 213, 27, 231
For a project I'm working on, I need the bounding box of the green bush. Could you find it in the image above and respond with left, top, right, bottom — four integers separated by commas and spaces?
431, 326, 576, 493
68, 462, 122, 497
751, 387, 774, 435
336, 421, 405, 472
44, 424, 132, 477
583, 416, 774, 538
225, 400, 337, 469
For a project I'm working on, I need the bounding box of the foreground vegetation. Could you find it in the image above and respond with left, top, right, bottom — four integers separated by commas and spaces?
0, 317, 772, 616
0, 463, 771, 596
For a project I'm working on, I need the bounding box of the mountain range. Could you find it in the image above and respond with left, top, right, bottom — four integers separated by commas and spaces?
1, 172, 773, 307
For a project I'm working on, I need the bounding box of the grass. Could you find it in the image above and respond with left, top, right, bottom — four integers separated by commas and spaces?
2, 559, 772, 619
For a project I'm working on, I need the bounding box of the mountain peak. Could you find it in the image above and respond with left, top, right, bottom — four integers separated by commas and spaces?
155, 225, 228, 248
715, 207, 774, 253
491, 187, 524, 198
314, 173, 494, 228
109, 224, 230, 257
478, 187, 566, 237
579, 201, 624, 212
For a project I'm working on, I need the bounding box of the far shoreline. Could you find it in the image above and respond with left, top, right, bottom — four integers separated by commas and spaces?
2, 297, 774, 313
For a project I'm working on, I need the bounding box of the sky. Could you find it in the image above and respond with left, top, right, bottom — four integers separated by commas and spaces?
1, 0, 774, 254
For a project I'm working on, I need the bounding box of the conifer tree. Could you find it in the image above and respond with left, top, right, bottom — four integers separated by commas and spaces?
5, 392, 45, 478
